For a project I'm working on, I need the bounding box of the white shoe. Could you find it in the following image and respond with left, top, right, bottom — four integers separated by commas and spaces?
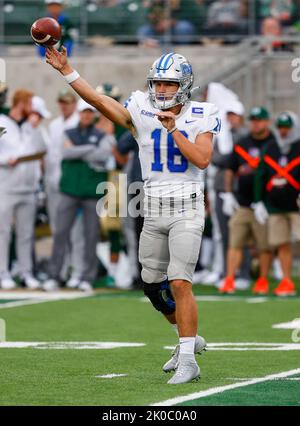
167, 354, 200, 385
66, 277, 81, 289
163, 335, 207, 373
43, 279, 59, 292
78, 281, 93, 292
22, 275, 40, 290
272, 258, 283, 280
193, 269, 210, 283
215, 277, 225, 289
201, 271, 220, 286
1, 277, 17, 290
235, 278, 250, 290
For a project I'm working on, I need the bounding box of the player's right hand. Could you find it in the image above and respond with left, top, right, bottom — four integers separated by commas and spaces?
45, 46, 68, 72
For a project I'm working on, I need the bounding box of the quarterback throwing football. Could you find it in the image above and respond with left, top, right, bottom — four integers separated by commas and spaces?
45, 47, 220, 384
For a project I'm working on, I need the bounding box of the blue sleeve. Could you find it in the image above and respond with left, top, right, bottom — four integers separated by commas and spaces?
38, 46, 46, 57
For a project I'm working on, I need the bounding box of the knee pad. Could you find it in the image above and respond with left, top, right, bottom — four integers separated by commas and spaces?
141, 267, 166, 284
143, 280, 176, 315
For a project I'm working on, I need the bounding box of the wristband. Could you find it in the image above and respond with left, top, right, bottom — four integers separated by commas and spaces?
63, 70, 80, 84
168, 126, 178, 134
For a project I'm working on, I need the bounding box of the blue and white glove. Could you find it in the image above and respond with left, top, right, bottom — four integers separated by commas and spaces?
220, 192, 240, 217
252, 202, 269, 225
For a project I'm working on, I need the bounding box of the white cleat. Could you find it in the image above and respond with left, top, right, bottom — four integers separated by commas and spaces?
78, 281, 93, 292
167, 354, 200, 385
1, 277, 17, 290
201, 271, 220, 286
42, 279, 59, 292
235, 278, 250, 290
22, 275, 40, 290
163, 335, 207, 373
66, 277, 81, 289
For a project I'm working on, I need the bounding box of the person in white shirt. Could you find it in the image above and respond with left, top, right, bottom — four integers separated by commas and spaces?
45, 48, 220, 385
0, 90, 47, 289
45, 89, 84, 288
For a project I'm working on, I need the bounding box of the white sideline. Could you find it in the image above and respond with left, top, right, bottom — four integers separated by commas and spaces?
0, 291, 92, 309
0, 342, 146, 350
164, 342, 300, 351
151, 368, 300, 406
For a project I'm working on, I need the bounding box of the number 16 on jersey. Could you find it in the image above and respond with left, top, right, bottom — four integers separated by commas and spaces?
151, 129, 188, 173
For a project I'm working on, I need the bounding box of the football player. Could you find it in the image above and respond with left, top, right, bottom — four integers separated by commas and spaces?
45, 47, 221, 384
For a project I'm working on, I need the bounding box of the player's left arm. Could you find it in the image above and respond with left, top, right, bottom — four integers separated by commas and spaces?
174, 130, 213, 169
156, 111, 214, 169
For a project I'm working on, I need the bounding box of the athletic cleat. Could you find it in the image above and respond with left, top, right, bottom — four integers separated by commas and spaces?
273, 278, 296, 297
219, 276, 235, 294
252, 277, 269, 295
235, 278, 250, 290
22, 275, 40, 290
163, 335, 206, 373
78, 281, 93, 292
42, 279, 59, 292
1, 277, 17, 290
66, 277, 81, 289
167, 354, 200, 385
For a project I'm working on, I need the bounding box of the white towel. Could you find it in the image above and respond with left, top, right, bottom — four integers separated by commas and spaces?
207, 82, 242, 154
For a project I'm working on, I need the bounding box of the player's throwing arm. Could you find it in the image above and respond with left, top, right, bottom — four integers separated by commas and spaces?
45, 46, 134, 132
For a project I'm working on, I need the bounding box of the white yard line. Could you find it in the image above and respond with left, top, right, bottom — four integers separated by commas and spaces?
151, 368, 300, 406
0, 341, 146, 349
0, 291, 92, 309
95, 374, 128, 379
0, 291, 93, 299
164, 342, 300, 351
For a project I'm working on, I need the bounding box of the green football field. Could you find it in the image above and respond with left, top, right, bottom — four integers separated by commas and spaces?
0, 280, 300, 406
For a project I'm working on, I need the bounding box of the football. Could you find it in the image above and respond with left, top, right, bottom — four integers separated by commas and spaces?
30, 17, 62, 47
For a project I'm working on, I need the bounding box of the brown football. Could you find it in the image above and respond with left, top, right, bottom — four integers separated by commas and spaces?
31, 17, 62, 46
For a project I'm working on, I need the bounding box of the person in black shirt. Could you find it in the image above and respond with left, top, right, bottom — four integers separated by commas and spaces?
219, 106, 275, 294
254, 112, 300, 296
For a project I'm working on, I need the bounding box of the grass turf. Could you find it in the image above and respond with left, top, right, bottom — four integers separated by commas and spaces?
0, 280, 299, 406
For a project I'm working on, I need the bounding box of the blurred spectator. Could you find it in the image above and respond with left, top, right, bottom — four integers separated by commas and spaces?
212, 101, 252, 289
254, 111, 300, 296
137, 0, 196, 47
38, 0, 77, 58
260, 16, 294, 51
200, 82, 241, 286
43, 99, 113, 292
257, 0, 295, 24
45, 89, 85, 288
115, 130, 144, 289
95, 83, 126, 288
205, 0, 246, 35
0, 83, 9, 116
0, 90, 47, 290
219, 106, 275, 294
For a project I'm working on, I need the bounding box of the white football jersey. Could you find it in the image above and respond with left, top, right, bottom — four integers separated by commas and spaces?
126, 90, 221, 198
